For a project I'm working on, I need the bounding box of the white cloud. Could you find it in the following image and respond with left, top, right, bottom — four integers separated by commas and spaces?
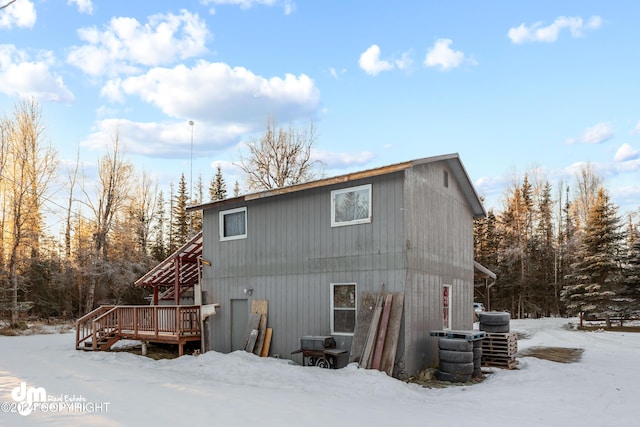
359, 45, 394, 76
68, 0, 93, 14
329, 67, 346, 80
567, 122, 614, 144
82, 118, 247, 158
508, 16, 602, 44
0, 0, 36, 29
201, 0, 295, 15
67, 10, 210, 77
311, 149, 376, 169
614, 143, 640, 162
631, 121, 640, 134
0, 45, 74, 103
424, 39, 469, 71
395, 51, 413, 71
95, 61, 319, 157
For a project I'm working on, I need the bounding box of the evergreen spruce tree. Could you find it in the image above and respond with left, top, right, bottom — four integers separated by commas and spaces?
562, 188, 625, 321
557, 184, 577, 316
531, 181, 555, 316
191, 174, 204, 234
170, 174, 190, 252
209, 164, 228, 201
620, 222, 640, 318
150, 190, 167, 261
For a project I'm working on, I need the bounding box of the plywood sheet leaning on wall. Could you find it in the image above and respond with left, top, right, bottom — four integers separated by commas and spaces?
251, 299, 269, 356
243, 313, 261, 352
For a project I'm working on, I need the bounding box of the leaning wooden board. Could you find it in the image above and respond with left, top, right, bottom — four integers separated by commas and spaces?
372, 293, 394, 370
251, 299, 269, 356
380, 292, 404, 376
260, 327, 273, 357
242, 312, 261, 352
361, 295, 384, 368
348, 292, 378, 364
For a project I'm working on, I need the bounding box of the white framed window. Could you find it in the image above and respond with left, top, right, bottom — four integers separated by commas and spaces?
442, 284, 451, 330
331, 184, 372, 227
219, 207, 247, 241
330, 283, 357, 335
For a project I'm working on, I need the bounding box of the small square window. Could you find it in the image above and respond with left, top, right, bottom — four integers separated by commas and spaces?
331, 283, 357, 335
219, 207, 247, 241
331, 184, 372, 227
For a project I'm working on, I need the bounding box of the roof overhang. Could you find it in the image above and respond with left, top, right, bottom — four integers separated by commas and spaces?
474, 260, 496, 281
188, 153, 486, 218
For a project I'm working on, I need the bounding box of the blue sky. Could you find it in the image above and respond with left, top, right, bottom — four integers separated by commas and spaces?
1, 0, 639, 221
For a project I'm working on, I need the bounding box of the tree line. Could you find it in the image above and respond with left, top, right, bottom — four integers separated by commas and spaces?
474, 168, 640, 323
0, 102, 318, 323
2, 98, 638, 325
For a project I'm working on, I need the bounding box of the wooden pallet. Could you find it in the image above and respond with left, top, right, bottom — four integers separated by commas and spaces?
481, 332, 518, 369
482, 355, 518, 369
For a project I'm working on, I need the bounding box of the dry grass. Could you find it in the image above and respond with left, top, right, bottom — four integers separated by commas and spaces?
517, 346, 584, 363
579, 325, 640, 333
0, 320, 75, 336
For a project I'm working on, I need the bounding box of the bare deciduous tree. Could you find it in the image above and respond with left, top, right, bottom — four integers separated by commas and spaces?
571, 163, 603, 230
237, 118, 324, 191
81, 132, 133, 311
0, 1, 17, 11
130, 170, 157, 256
0, 98, 57, 323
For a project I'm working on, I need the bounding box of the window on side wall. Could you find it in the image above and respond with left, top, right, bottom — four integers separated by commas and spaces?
443, 284, 452, 330
219, 207, 247, 241
331, 184, 372, 227
331, 283, 357, 335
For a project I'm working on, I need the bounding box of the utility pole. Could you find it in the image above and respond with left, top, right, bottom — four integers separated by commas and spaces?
189, 120, 194, 236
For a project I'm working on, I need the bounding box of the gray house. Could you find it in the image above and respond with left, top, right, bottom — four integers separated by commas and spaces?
189, 153, 486, 378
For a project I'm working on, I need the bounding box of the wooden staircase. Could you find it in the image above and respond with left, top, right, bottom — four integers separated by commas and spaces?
76, 305, 202, 356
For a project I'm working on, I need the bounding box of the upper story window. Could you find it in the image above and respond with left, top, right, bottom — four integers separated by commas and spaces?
219, 207, 247, 241
331, 184, 372, 227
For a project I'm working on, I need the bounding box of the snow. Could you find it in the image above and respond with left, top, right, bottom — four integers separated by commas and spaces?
1, 318, 639, 426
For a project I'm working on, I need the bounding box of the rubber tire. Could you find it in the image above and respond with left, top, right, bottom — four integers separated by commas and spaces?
437, 370, 472, 383
438, 338, 472, 352
472, 367, 483, 378
315, 358, 331, 369
473, 347, 483, 358
480, 323, 510, 333
439, 361, 474, 375
439, 350, 473, 363
478, 312, 510, 326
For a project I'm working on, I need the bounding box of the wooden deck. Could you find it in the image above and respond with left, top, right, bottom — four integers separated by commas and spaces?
76, 305, 201, 356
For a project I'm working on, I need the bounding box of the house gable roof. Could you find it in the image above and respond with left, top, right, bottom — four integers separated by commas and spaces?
188, 153, 486, 218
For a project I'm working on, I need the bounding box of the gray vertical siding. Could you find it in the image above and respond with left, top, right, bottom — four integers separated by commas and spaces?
200, 160, 476, 378
202, 173, 406, 363
402, 162, 475, 375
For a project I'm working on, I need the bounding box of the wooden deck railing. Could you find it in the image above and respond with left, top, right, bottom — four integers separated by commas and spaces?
76, 305, 201, 353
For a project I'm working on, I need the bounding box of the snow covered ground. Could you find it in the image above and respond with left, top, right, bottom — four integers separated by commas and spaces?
1, 317, 639, 426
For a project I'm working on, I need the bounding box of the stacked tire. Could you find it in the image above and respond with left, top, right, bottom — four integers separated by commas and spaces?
472, 340, 482, 378
479, 311, 510, 333
437, 338, 473, 383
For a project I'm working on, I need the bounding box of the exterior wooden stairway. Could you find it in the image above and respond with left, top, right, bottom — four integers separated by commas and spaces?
76, 305, 202, 356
